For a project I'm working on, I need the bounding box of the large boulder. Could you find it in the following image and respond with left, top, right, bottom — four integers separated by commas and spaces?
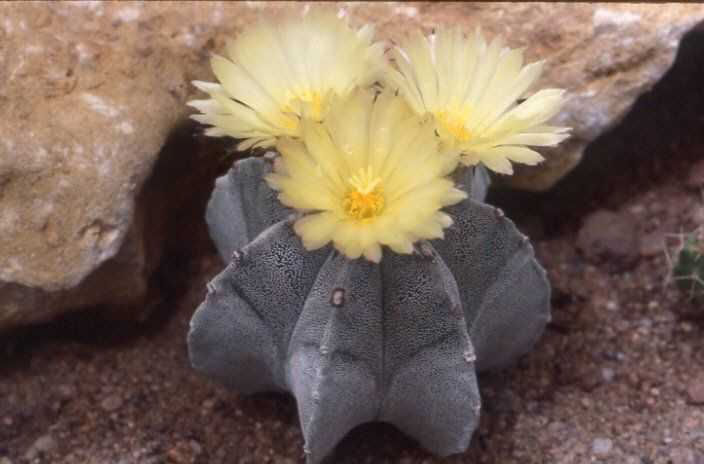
1, 2, 702, 329
0, 2, 190, 328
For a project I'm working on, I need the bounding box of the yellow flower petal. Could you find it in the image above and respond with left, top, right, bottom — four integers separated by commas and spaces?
480, 155, 514, 175
191, 8, 385, 148
268, 89, 465, 262
485, 146, 544, 166
293, 212, 340, 250
363, 243, 383, 263
496, 132, 570, 147
384, 26, 570, 176
210, 55, 281, 120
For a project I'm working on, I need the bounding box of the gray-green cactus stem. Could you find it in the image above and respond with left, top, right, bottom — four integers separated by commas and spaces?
189, 156, 550, 463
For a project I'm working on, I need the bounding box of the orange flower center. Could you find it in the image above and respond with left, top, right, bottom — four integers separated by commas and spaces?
435, 106, 472, 142
343, 166, 385, 221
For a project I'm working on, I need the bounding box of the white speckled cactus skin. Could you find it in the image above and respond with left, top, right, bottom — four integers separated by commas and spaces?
188, 155, 550, 463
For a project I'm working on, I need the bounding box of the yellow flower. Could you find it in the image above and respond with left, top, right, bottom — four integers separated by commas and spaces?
187, 9, 385, 151
265, 90, 467, 263
384, 27, 571, 175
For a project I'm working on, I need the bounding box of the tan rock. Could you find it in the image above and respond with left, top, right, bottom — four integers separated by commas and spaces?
0, 2, 190, 328
1, 2, 702, 328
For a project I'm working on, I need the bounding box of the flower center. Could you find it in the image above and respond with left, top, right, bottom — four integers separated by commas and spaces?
298, 90, 324, 120
343, 166, 385, 221
283, 90, 324, 122
435, 107, 472, 142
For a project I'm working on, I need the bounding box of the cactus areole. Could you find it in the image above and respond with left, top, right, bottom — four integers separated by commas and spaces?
187, 157, 551, 463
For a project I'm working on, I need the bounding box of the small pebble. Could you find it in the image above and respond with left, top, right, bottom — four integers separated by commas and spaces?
167, 447, 187, 464
56, 384, 76, 399
24, 434, 57, 460
686, 376, 704, 405
189, 440, 202, 456
693, 206, 704, 224
576, 210, 639, 271
167, 439, 203, 464
101, 394, 123, 412
601, 367, 615, 383
629, 204, 646, 215
682, 322, 695, 333
592, 437, 613, 456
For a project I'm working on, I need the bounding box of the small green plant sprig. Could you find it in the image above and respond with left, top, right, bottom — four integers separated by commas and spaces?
669, 227, 704, 302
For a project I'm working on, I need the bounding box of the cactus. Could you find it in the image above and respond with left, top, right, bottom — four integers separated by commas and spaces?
671, 228, 704, 302
188, 156, 550, 463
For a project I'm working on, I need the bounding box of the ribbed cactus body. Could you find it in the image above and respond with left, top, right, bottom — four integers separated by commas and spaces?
189, 156, 550, 463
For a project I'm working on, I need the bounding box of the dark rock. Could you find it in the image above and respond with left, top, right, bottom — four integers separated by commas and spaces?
577, 210, 639, 271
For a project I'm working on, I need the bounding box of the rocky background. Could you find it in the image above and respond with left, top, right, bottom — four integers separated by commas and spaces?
2, 2, 704, 464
